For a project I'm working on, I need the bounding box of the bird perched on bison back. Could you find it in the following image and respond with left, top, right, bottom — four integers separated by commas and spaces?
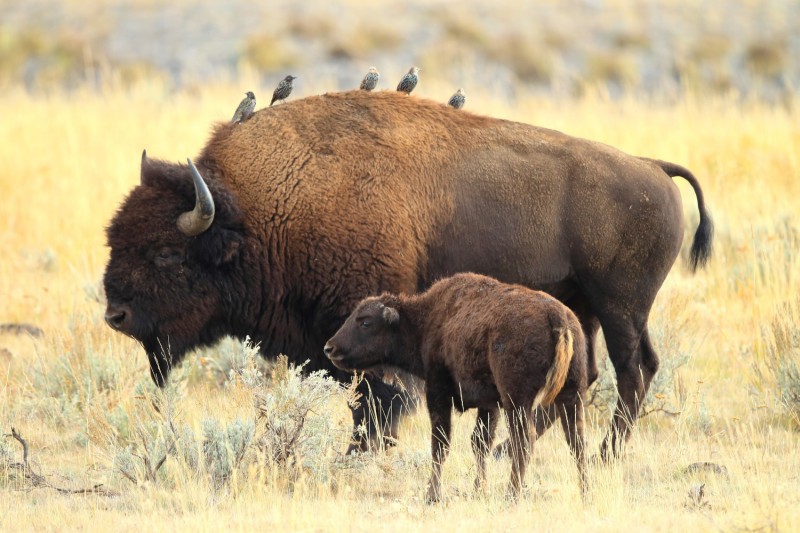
360, 67, 380, 91
270, 75, 297, 106
396, 66, 419, 94
448, 88, 466, 109
230, 91, 256, 124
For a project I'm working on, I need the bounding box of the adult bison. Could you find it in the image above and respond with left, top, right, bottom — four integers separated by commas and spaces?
103, 90, 712, 458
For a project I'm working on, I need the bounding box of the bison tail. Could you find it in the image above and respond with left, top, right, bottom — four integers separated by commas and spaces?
644, 158, 714, 272
533, 325, 574, 409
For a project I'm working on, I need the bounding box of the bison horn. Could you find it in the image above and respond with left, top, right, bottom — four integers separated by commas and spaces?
177, 158, 215, 236
140, 149, 147, 185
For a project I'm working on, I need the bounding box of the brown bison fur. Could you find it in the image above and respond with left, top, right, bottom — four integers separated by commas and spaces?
325, 273, 588, 501
103, 90, 712, 456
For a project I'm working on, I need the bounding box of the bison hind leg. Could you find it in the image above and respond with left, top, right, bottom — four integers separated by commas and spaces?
599, 321, 659, 461
503, 402, 533, 500
558, 396, 589, 499
492, 403, 558, 460
472, 406, 499, 494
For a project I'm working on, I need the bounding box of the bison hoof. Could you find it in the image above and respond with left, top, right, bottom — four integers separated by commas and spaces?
492, 439, 510, 460
425, 485, 442, 504
345, 441, 369, 455
592, 450, 622, 466
345, 434, 398, 455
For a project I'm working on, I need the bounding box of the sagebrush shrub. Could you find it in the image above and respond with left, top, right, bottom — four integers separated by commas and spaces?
243, 354, 357, 477
110, 338, 357, 490
756, 305, 800, 423
201, 417, 254, 486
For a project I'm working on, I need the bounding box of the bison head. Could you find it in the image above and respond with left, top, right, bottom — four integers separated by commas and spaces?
103, 152, 247, 386
324, 296, 400, 371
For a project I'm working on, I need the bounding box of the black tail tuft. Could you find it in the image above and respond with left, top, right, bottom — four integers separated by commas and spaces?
641, 157, 714, 272
689, 210, 713, 272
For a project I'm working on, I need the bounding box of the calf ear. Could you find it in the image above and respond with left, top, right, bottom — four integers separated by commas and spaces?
382, 306, 399, 325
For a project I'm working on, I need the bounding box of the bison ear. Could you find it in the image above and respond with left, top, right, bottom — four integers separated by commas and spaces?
194, 227, 243, 266
382, 306, 399, 325
221, 238, 241, 263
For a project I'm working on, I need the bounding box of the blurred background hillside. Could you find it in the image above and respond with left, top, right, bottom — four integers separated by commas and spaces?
1, 0, 798, 101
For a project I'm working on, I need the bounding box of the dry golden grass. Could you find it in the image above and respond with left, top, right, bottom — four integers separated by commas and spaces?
1, 78, 799, 532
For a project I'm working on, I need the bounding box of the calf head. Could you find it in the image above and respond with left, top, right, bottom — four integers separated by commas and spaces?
324, 296, 399, 371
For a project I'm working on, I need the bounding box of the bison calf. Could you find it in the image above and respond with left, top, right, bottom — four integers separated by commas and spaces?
324, 273, 588, 502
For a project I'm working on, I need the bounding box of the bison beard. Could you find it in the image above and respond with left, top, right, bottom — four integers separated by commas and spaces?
103, 90, 712, 457
144, 340, 171, 388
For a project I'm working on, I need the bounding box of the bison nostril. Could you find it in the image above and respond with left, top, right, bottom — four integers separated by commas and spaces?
105, 304, 131, 331
323, 343, 334, 358
106, 310, 126, 328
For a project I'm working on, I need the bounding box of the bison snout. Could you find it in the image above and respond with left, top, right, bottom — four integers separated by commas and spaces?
105, 302, 133, 333
323, 342, 335, 358
324, 342, 348, 367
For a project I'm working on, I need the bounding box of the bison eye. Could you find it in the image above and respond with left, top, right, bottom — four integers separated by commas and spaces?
153, 248, 184, 269
360, 319, 372, 329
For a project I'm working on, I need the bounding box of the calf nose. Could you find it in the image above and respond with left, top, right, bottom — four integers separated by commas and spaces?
105, 303, 132, 332
323, 343, 334, 358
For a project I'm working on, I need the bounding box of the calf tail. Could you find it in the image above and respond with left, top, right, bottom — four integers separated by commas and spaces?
641, 157, 714, 271
533, 313, 574, 409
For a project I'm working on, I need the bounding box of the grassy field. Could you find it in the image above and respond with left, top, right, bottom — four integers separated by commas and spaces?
1, 78, 799, 532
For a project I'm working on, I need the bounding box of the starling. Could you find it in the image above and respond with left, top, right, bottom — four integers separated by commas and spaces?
447, 88, 466, 109
360, 67, 380, 91
230, 91, 256, 124
396, 66, 420, 94
270, 75, 297, 106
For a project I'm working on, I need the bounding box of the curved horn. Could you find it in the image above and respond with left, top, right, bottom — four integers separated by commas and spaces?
140, 149, 147, 185
177, 159, 215, 236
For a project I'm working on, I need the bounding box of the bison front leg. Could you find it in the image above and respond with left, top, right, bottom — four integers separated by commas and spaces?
425, 387, 453, 504
347, 374, 416, 454
472, 406, 498, 495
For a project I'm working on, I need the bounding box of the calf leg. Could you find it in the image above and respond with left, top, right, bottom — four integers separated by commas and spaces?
472, 406, 499, 494
425, 385, 453, 503
599, 323, 659, 461
558, 398, 588, 498
505, 404, 532, 499
492, 403, 558, 459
